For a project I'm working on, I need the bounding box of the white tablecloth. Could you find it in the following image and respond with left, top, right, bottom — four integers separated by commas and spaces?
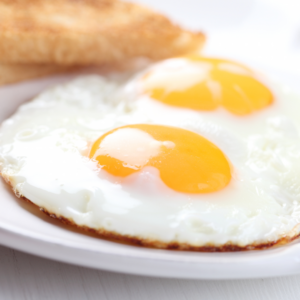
1, 244, 299, 300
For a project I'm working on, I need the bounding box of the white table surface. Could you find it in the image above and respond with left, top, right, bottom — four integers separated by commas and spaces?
1, 244, 300, 300
2, 0, 300, 298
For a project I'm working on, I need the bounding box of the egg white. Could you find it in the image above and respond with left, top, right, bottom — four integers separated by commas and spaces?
1, 75, 300, 248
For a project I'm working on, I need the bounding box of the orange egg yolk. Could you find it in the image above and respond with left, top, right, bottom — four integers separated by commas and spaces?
89, 124, 231, 194
142, 56, 273, 115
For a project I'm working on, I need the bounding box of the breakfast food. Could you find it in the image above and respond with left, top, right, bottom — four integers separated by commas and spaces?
127, 56, 300, 137
140, 56, 273, 115
1, 56, 300, 251
0, 0, 205, 66
0, 63, 77, 86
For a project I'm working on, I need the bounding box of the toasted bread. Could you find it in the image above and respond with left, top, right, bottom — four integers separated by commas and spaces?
0, 0, 205, 66
0, 63, 77, 85
0, 58, 153, 86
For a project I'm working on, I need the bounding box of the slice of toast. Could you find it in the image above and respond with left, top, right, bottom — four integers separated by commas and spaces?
0, 0, 205, 66
0, 63, 76, 85
0, 58, 153, 86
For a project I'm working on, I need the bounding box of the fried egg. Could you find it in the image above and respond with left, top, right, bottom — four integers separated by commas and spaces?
126, 56, 300, 138
1, 58, 300, 251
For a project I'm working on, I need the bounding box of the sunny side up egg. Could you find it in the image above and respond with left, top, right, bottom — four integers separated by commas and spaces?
1, 56, 300, 251
127, 56, 300, 138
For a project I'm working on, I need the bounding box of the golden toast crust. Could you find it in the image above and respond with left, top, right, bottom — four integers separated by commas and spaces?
0, 0, 205, 65
0, 63, 77, 85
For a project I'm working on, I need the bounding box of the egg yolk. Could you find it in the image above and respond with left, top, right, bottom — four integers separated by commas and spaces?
142, 56, 273, 115
89, 124, 231, 194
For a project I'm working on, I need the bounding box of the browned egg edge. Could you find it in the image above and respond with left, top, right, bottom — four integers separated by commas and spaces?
1, 174, 300, 252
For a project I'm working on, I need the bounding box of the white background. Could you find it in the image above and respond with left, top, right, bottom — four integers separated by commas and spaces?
135, 0, 300, 76
3, 0, 300, 299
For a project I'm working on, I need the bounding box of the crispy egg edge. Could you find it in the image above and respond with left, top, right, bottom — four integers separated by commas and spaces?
2, 173, 300, 252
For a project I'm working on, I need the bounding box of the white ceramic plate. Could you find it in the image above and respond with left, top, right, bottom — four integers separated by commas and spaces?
1, 67, 300, 280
